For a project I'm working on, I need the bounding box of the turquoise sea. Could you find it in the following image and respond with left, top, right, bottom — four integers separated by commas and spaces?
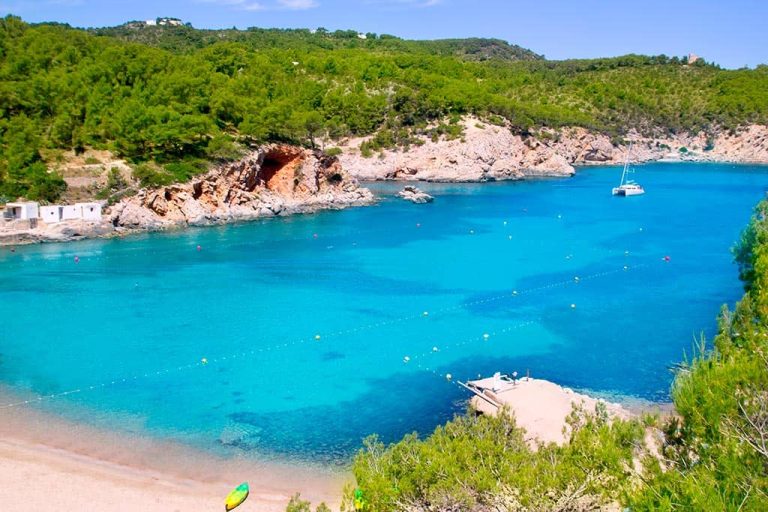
1, 162, 766, 465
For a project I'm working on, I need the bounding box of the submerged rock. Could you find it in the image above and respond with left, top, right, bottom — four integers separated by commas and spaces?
397, 186, 434, 204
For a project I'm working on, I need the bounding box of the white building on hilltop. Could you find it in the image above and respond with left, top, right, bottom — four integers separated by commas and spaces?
157, 17, 183, 26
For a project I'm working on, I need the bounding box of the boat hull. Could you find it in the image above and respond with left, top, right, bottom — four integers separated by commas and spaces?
612, 186, 645, 196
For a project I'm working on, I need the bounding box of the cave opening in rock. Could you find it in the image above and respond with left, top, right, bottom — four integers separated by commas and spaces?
259, 149, 302, 192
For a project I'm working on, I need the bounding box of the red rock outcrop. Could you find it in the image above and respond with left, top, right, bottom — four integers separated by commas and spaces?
110, 144, 374, 229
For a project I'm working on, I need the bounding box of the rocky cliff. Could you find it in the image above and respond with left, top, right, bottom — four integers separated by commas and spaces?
110, 144, 374, 229
338, 118, 768, 182
339, 119, 575, 182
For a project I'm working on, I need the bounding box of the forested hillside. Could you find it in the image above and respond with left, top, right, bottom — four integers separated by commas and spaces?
92, 22, 543, 62
1, 15, 768, 201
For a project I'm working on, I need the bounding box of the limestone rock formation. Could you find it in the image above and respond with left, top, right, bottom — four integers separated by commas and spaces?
110, 144, 374, 229
397, 186, 434, 204
338, 119, 577, 182
338, 118, 768, 182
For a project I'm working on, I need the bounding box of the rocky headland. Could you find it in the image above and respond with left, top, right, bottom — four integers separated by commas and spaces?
338, 118, 768, 182
110, 144, 373, 229
3, 123, 767, 247
0, 145, 373, 246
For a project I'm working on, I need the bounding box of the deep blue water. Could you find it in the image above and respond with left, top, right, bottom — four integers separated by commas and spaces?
1, 162, 766, 465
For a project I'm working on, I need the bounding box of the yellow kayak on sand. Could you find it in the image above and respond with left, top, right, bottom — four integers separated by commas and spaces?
225, 482, 249, 511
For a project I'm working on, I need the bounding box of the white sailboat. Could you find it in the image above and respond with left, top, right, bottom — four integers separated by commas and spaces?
612, 143, 645, 196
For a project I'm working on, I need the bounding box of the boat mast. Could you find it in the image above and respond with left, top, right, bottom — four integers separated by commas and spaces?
619, 142, 633, 186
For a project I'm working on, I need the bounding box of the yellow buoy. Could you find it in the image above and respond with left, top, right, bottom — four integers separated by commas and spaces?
314, 334, 321, 341
201, 358, 208, 365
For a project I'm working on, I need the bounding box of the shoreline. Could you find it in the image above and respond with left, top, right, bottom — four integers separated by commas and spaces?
0, 391, 347, 511
3, 159, 767, 248
0, 378, 676, 511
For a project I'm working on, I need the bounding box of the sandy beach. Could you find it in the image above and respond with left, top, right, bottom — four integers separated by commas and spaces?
0, 398, 346, 512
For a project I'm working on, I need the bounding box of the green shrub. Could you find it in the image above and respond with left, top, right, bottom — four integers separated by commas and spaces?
284, 493, 329, 512
350, 406, 644, 511
324, 147, 343, 157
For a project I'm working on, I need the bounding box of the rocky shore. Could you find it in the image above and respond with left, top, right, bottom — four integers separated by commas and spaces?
0, 145, 374, 246
338, 118, 768, 181
2, 123, 767, 247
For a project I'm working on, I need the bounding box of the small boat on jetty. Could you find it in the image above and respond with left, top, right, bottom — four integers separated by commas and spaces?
458, 372, 518, 408
612, 143, 645, 196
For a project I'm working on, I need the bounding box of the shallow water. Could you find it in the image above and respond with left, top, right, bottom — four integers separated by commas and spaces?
1, 163, 766, 465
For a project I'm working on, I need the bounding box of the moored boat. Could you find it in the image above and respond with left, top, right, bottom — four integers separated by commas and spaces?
612, 143, 645, 196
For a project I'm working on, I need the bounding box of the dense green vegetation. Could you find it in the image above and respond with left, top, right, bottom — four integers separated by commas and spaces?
345, 202, 768, 511
349, 406, 647, 511
93, 22, 542, 62
2, 16, 768, 202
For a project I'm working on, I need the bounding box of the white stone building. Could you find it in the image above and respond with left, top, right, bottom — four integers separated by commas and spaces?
40, 205, 63, 223
61, 205, 82, 221
5, 202, 39, 220
77, 203, 102, 221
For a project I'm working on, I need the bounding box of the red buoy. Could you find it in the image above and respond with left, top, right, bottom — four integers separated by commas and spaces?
197, 245, 201, 251
74, 256, 80, 263
313, 233, 318, 239
664, 255, 671, 262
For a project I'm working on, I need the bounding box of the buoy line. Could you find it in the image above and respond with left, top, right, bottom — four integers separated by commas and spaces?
0, 258, 662, 411
403, 319, 540, 384
0, 204, 660, 412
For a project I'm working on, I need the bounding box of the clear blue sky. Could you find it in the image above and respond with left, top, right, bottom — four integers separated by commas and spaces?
1, 0, 766, 68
